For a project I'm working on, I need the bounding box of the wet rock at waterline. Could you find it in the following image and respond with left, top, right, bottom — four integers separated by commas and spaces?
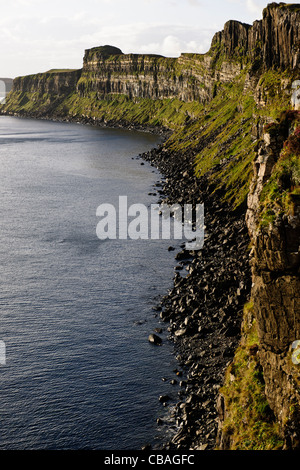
148, 333, 163, 345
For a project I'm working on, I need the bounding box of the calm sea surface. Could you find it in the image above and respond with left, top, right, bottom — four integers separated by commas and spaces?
0, 116, 180, 450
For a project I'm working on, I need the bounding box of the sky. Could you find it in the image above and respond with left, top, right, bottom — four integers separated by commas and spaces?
0, 0, 277, 78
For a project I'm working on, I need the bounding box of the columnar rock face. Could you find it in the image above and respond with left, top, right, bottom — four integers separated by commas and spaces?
211, 20, 251, 58
259, 4, 300, 69
211, 3, 300, 70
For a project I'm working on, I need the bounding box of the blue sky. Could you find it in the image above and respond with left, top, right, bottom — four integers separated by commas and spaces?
1, 0, 275, 78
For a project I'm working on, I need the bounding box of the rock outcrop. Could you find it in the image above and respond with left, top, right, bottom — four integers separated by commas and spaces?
245, 123, 300, 448
211, 3, 300, 70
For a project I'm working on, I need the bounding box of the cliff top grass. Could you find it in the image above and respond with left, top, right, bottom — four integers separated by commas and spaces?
85, 45, 165, 62
12, 68, 81, 83
179, 52, 206, 61
45, 69, 79, 73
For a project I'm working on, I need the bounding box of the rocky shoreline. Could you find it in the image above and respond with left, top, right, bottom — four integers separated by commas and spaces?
139, 142, 252, 450
2, 111, 252, 450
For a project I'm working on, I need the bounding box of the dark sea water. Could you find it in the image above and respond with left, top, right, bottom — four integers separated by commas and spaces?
0, 116, 180, 450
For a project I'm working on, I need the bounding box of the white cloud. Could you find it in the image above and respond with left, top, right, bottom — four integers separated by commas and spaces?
246, 0, 262, 15
79, 22, 214, 57
187, 0, 202, 5
0, 0, 269, 77
225, 0, 265, 18
158, 35, 181, 56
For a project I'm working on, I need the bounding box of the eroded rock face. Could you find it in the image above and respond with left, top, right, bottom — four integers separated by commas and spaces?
246, 130, 300, 449
260, 4, 300, 70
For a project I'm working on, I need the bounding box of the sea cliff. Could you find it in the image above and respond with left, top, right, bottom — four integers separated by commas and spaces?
1, 2, 299, 450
